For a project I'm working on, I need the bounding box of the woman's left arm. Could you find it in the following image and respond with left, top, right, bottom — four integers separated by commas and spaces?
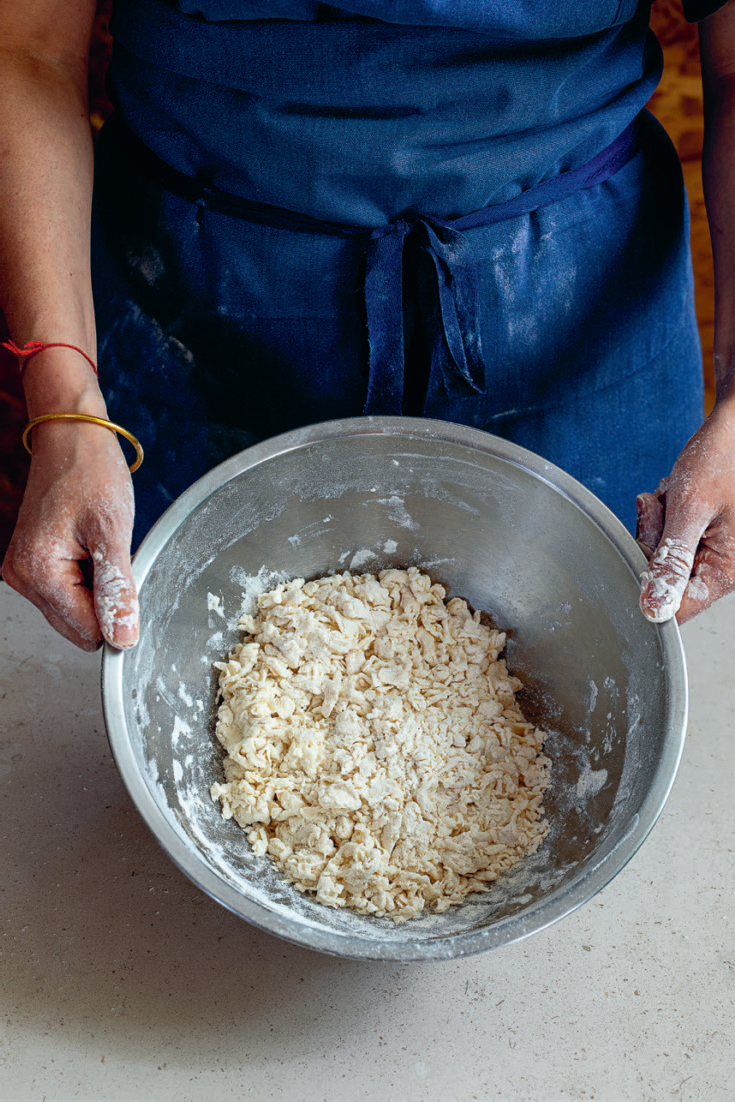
638, 0, 735, 623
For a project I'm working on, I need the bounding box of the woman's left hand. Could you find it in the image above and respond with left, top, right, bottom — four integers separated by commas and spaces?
637, 398, 735, 624
652, 6, 735, 624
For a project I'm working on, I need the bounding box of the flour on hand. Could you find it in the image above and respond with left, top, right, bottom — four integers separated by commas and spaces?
211, 569, 551, 922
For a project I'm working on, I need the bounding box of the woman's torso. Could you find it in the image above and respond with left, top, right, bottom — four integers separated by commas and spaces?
107, 0, 661, 224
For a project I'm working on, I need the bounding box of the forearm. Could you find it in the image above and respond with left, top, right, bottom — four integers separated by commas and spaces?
0, 37, 103, 417
636, 5, 735, 624
700, 1, 735, 403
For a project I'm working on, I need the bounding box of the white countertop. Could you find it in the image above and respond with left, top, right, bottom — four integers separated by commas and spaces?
1, 579, 734, 1101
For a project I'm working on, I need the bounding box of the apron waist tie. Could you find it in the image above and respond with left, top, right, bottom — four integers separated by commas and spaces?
110, 113, 642, 416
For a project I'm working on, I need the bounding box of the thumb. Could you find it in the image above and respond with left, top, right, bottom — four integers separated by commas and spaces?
639, 521, 703, 624
90, 542, 139, 648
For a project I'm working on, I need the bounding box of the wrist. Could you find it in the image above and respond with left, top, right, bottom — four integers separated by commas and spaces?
21, 346, 107, 420
23, 413, 143, 473
708, 391, 735, 433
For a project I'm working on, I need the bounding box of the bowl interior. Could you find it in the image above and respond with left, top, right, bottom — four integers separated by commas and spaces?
103, 418, 686, 960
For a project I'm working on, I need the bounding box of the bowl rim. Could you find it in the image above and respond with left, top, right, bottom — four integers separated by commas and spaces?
102, 416, 688, 961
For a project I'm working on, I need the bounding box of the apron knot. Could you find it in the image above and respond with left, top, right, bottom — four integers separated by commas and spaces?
363, 214, 485, 415
107, 111, 643, 420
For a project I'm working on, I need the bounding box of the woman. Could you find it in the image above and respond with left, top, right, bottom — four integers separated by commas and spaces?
2, 0, 735, 651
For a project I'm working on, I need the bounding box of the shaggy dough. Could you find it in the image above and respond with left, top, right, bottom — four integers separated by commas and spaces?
211, 569, 550, 922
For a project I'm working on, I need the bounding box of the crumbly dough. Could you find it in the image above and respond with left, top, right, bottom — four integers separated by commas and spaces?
211, 569, 550, 922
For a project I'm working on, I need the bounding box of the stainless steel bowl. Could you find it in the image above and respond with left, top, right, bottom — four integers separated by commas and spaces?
102, 417, 687, 961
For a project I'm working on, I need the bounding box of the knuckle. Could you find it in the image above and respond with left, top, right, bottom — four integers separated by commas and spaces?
3, 543, 40, 589
86, 504, 134, 550
1, 557, 22, 592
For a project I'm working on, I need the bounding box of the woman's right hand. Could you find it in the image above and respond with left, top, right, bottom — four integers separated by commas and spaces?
3, 400, 139, 652
0, 2, 129, 648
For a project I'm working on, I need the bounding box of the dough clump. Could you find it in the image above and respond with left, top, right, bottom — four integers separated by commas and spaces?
211, 568, 550, 922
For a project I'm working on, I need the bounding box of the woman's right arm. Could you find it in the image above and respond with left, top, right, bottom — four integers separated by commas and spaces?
0, 0, 139, 650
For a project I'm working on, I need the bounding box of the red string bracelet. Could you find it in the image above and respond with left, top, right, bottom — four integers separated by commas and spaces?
2, 340, 99, 378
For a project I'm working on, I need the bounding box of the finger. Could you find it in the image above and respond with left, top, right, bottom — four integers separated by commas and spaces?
90, 543, 139, 649
676, 544, 734, 624
27, 588, 103, 651
676, 573, 713, 624
3, 544, 104, 648
635, 493, 665, 558
639, 534, 700, 624
653, 477, 669, 500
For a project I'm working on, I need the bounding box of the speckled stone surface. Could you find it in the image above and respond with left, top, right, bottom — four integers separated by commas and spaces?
2, 580, 734, 1101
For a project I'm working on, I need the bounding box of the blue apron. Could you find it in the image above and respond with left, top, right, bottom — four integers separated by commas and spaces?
92, 0, 704, 544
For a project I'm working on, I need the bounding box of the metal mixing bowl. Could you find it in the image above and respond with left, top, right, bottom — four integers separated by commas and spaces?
102, 417, 687, 961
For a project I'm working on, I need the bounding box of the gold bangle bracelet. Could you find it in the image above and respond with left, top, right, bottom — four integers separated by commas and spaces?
22, 413, 144, 473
